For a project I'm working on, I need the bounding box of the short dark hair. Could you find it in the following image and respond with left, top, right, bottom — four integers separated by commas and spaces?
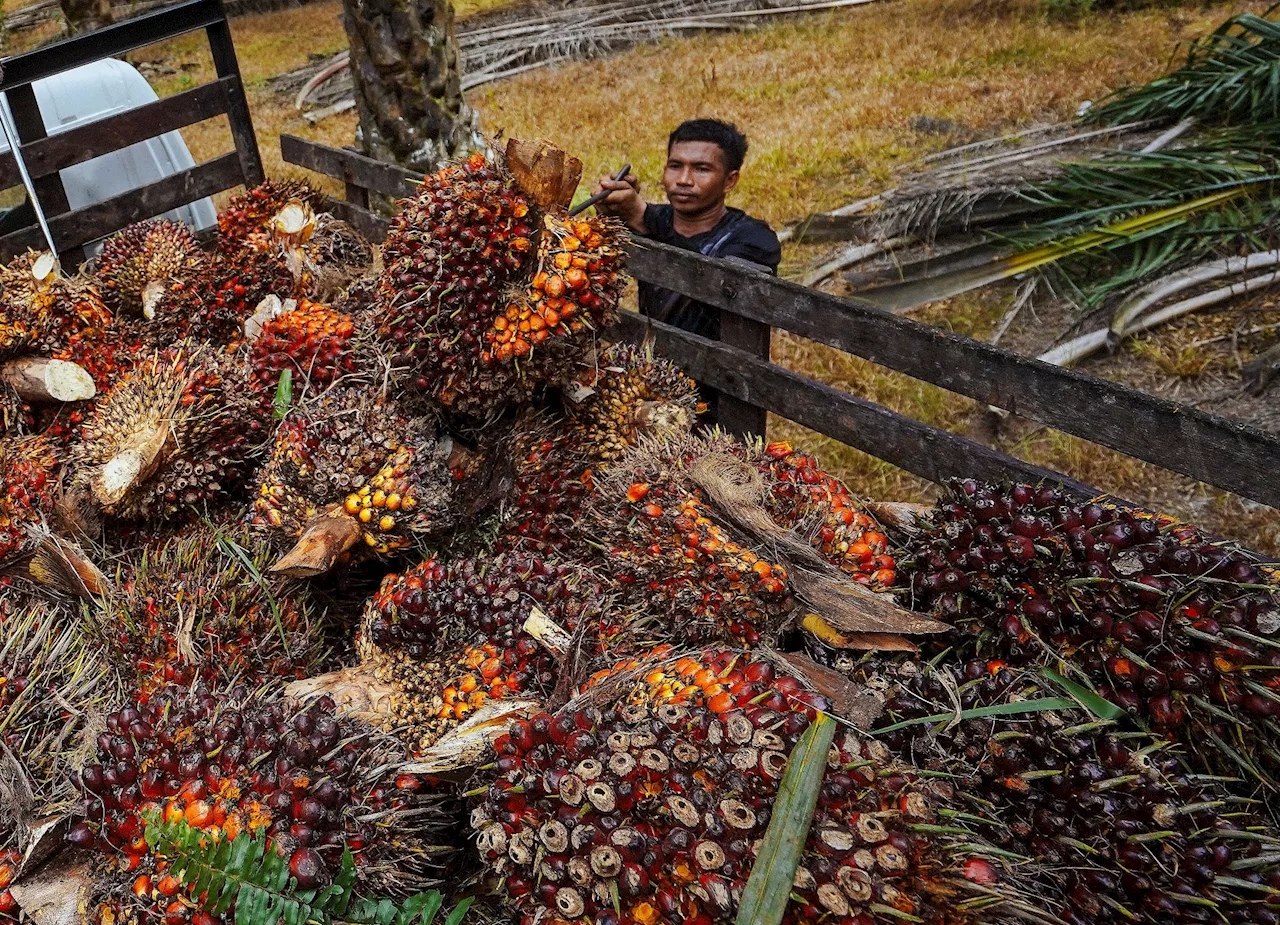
668, 119, 748, 172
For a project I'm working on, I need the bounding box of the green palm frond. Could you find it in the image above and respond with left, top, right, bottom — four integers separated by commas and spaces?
1089, 8, 1280, 127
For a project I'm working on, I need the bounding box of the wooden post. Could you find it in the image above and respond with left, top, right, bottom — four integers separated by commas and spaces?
715, 259, 770, 442
206, 11, 264, 189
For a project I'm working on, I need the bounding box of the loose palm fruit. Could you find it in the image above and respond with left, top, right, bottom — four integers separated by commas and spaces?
72, 345, 269, 522
0, 851, 18, 923
251, 387, 455, 573
94, 219, 207, 319
900, 479, 1280, 788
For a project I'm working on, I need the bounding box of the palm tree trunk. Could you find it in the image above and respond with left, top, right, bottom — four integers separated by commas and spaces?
340, 0, 480, 174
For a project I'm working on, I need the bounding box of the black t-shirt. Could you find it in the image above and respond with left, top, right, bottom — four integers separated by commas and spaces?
637, 203, 781, 339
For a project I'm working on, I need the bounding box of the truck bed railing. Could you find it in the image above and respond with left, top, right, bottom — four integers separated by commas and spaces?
0, 0, 262, 264
278, 132, 1280, 510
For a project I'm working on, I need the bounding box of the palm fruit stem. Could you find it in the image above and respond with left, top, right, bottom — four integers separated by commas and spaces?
270, 512, 365, 577
0, 358, 95, 403
92, 421, 172, 507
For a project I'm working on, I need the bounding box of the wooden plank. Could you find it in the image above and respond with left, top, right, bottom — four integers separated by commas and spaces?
323, 196, 391, 244
0, 0, 225, 90
716, 263, 771, 440
0, 153, 241, 256
281, 134, 422, 200
206, 19, 264, 189
0, 80, 233, 190
624, 238, 1280, 509
611, 310, 1097, 495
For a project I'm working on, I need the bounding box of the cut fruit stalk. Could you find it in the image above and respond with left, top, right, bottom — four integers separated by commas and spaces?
0, 358, 95, 403
270, 512, 364, 577
92, 422, 172, 507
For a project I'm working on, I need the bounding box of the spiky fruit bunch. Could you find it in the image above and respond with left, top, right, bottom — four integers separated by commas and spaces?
1, 608, 117, 840
477, 647, 1010, 925
362, 551, 600, 661
482, 212, 624, 364
351, 553, 607, 750
70, 682, 458, 925
248, 299, 357, 393
755, 441, 895, 588
95, 219, 206, 318
73, 346, 268, 522
584, 434, 811, 645
375, 152, 536, 403
862, 657, 1280, 925
152, 245, 296, 347
88, 528, 327, 697
901, 479, 1280, 785
250, 387, 453, 565
562, 343, 700, 461
0, 250, 112, 353
216, 179, 324, 251
0, 434, 59, 566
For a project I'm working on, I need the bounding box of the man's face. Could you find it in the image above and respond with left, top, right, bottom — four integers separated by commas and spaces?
663, 140, 739, 216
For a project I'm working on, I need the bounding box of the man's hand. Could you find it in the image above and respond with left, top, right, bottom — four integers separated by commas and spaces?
592, 172, 646, 234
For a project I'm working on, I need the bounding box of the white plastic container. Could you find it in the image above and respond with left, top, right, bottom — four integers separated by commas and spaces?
1, 57, 218, 253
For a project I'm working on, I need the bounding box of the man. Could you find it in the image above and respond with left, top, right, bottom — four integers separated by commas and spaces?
593, 118, 781, 340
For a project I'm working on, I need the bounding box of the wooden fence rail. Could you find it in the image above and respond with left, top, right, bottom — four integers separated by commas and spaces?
279, 134, 1280, 509
0, 0, 263, 264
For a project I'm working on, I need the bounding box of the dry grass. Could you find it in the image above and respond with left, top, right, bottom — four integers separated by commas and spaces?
30, 0, 1280, 550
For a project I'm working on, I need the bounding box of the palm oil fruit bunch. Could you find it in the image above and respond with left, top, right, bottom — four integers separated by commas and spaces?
862, 657, 1280, 925
901, 479, 1280, 784
94, 219, 207, 320
267, 206, 372, 301
374, 151, 536, 408
499, 344, 701, 553
70, 682, 457, 923
352, 552, 605, 750
478, 212, 625, 399
216, 178, 324, 252
476, 646, 997, 925
72, 345, 269, 523
89, 527, 327, 698
499, 416, 597, 554
247, 298, 357, 394
0, 250, 112, 354
0, 433, 60, 567
562, 342, 700, 462
586, 435, 799, 645
0, 607, 117, 827
754, 441, 896, 589
251, 387, 454, 576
